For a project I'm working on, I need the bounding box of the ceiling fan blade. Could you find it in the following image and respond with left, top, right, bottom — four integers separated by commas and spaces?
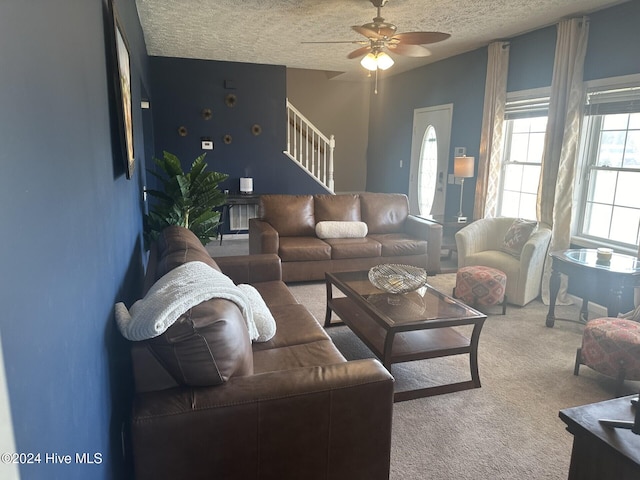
301, 40, 368, 44
387, 43, 432, 57
352, 25, 382, 39
392, 31, 451, 45
347, 45, 372, 59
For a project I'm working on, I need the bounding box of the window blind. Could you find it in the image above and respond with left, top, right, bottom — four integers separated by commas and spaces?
504, 96, 549, 119
585, 86, 640, 115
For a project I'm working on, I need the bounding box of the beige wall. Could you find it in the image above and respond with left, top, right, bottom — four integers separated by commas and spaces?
286, 68, 370, 193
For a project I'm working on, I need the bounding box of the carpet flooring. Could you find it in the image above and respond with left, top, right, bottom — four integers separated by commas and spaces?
208, 239, 640, 479
287, 275, 640, 480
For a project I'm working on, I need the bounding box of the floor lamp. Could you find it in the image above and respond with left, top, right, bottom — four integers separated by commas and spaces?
454, 155, 475, 222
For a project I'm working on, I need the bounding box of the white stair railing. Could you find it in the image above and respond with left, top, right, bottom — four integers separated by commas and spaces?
285, 99, 335, 192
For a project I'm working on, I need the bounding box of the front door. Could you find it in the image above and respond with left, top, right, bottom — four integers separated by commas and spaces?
408, 104, 453, 216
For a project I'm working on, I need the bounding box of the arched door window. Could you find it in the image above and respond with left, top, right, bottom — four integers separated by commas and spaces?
417, 125, 438, 215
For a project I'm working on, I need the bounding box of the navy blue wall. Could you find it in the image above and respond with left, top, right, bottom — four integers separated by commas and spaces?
584, 1, 640, 82
149, 57, 329, 196
0, 0, 149, 478
366, 49, 487, 218
366, 0, 640, 218
506, 26, 556, 92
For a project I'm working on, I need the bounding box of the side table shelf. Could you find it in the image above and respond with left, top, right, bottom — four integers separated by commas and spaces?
217, 194, 260, 245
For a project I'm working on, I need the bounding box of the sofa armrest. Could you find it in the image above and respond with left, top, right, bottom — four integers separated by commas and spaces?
213, 253, 282, 284
405, 215, 442, 274
131, 359, 394, 480
249, 218, 279, 254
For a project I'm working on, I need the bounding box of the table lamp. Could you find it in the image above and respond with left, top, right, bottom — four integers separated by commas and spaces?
454, 155, 475, 222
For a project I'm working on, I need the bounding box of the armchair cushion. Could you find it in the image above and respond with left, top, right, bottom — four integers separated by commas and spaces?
501, 219, 538, 258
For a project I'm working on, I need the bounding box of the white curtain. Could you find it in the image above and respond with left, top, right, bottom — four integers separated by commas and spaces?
539, 17, 590, 304
473, 42, 510, 220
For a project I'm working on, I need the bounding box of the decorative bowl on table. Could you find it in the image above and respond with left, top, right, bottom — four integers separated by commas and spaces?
596, 247, 613, 264
368, 264, 428, 294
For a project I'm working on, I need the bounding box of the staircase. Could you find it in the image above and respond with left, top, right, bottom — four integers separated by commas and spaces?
284, 99, 335, 192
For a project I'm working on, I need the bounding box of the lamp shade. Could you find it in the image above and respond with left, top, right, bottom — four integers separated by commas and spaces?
360, 53, 378, 71
360, 51, 394, 71
454, 156, 475, 178
376, 52, 394, 70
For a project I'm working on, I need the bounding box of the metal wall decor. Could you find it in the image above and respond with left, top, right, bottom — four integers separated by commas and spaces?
251, 124, 262, 136
201, 108, 212, 120
223, 134, 233, 144
225, 93, 237, 108
178, 126, 188, 137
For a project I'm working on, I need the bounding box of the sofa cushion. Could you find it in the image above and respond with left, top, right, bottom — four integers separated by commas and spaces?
324, 237, 382, 259
279, 237, 331, 262
260, 194, 315, 237
251, 280, 299, 307
315, 221, 368, 239
360, 193, 409, 234
368, 233, 428, 257
252, 339, 346, 374
146, 298, 253, 386
314, 194, 361, 222
251, 304, 330, 352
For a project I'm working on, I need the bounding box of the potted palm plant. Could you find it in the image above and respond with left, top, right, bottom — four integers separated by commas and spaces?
144, 151, 228, 247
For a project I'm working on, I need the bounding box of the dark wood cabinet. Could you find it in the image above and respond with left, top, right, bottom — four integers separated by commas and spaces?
559, 395, 640, 480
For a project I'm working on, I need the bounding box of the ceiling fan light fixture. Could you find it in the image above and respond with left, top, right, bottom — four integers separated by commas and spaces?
360, 51, 394, 71
360, 52, 379, 71
376, 51, 394, 70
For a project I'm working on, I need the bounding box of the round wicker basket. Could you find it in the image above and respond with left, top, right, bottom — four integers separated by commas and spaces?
368, 264, 428, 294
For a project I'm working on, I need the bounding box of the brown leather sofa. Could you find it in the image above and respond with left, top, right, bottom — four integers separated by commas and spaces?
128, 226, 394, 480
249, 193, 443, 282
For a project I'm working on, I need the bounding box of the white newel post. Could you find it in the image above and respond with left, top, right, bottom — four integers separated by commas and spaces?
328, 134, 335, 192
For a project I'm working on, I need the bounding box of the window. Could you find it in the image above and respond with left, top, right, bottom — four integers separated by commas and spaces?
417, 125, 438, 215
576, 79, 640, 249
497, 91, 549, 220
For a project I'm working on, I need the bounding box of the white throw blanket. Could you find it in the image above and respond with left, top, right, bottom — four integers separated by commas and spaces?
115, 261, 259, 341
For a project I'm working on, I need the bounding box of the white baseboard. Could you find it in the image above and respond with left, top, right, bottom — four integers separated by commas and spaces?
220, 233, 249, 240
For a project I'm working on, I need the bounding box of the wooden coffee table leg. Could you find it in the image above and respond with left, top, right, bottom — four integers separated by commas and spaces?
469, 320, 485, 388
324, 279, 333, 327
382, 331, 395, 370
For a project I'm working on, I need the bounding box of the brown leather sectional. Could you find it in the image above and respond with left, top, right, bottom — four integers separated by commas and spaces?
128, 226, 394, 480
249, 192, 442, 282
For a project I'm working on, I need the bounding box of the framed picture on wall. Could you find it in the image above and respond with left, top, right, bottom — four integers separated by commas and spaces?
110, 1, 135, 179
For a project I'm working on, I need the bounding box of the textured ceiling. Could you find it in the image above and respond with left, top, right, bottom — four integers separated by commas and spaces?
135, 0, 626, 80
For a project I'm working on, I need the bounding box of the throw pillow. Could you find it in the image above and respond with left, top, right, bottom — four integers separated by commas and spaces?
237, 284, 276, 342
315, 221, 368, 239
501, 219, 538, 258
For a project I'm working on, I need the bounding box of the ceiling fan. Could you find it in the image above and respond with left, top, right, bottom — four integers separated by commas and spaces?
303, 0, 450, 74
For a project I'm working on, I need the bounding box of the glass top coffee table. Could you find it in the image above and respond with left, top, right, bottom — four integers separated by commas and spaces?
325, 270, 487, 402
